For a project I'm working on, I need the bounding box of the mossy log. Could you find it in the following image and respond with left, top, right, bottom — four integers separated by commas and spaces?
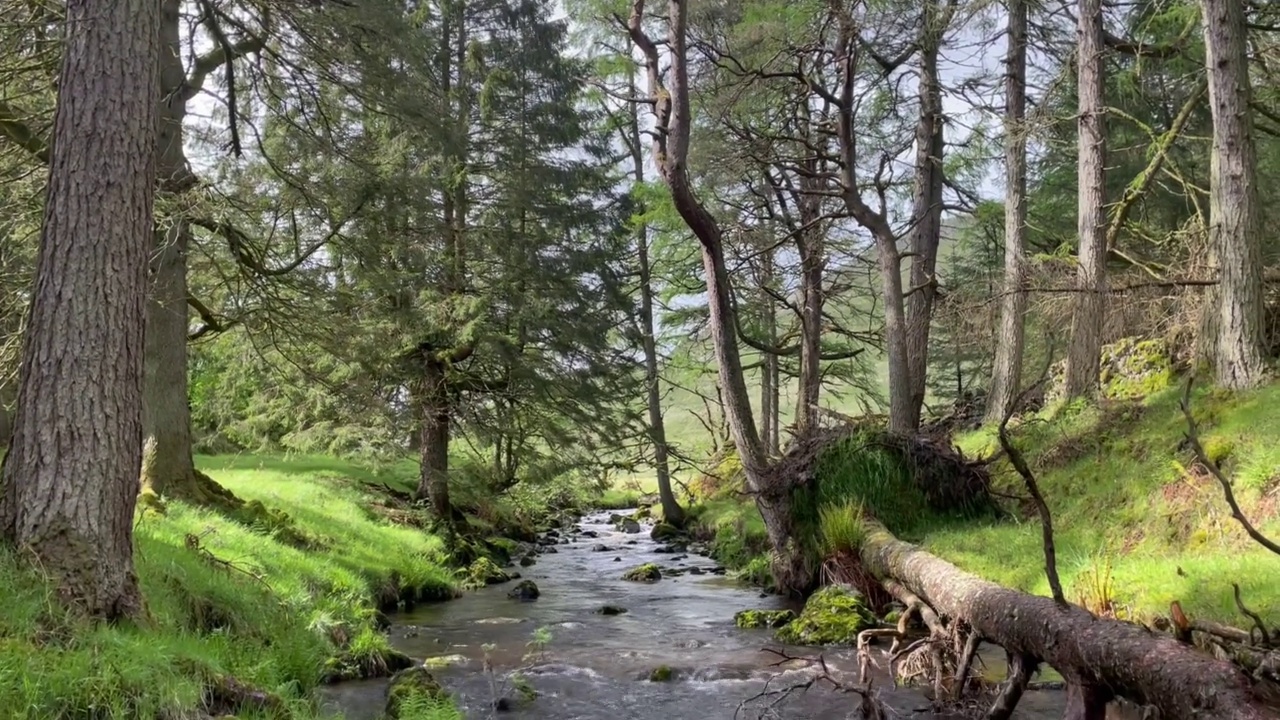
859, 520, 1276, 720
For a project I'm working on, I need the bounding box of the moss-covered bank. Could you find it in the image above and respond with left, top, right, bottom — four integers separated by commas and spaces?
0, 454, 463, 720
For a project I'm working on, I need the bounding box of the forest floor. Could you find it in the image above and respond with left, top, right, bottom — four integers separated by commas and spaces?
0, 454, 463, 720
660, 380, 1280, 628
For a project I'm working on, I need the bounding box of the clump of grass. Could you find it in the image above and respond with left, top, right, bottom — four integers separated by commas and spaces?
818, 500, 867, 556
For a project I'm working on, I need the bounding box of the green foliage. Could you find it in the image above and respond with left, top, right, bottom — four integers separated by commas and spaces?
818, 501, 867, 556
774, 585, 877, 646
0, 455, 461, 719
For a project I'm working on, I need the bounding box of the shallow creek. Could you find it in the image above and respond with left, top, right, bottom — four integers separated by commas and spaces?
321, 510, 1074, 719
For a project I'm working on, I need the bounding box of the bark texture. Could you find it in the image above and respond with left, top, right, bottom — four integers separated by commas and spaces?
794, 183, 824, 436
1203, 0, 1267, 390
1064, 0, 1107, 399
0, 0, 160, 618
860, 522, 1276, 720
904, 0, 948, 430
985, 0, 1028, 425
414, 356, 453, 524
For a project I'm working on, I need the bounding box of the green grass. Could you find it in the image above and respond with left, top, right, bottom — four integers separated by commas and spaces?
0, 454, 462, 719
929, 383, 1280, 625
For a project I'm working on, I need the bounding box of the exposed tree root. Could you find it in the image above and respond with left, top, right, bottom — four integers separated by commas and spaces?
736, 648, 887, 720
985, 653, 1036, 720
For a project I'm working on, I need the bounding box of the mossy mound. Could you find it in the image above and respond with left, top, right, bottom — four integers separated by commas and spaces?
385, 666, 448, 718
1099, 337, 1174, 399
733, 609, 797, 629
648, 665, 674, 682
774, 585, 876, 645
632, 505, 652, 521
650, 521, 681, 542
233, 498, 320, 550
461, 557, 511, 590
621, 563, 661, 582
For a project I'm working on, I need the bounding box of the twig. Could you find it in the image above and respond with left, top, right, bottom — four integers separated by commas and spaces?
1179, 374, 1280, 556
985, 652, 1037, 720
1232, 583, 1273, 648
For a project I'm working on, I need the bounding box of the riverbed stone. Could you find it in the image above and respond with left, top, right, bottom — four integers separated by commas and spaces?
462, 557, 511, 589
734, 609, 797, 629
542, 545, 558, 554
519, 554, 536, 567
385, 666, 447, 718
591, 544, 612, 552
650, 521, 681, 542
688, 567, 704, 575
774, 584, 875, 646
507, 580, 540, 601
621, 563, 661, 582
648, 665, 674, 682
596, 605, 628, 615
608, 513, 623, 523
618, 518, 642, 534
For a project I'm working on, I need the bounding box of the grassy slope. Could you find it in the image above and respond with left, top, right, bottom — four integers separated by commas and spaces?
934, 383, 1280, 623
0, 454, 460, 720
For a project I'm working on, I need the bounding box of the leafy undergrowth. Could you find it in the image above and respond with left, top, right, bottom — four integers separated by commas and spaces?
936, 382, 1280, 625
0, 453, 462, 719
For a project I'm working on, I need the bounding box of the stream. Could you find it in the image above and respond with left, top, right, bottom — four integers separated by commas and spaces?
321, 510, 1073, 719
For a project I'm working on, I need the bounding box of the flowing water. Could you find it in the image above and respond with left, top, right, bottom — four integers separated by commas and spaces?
321, 510, 1072, 719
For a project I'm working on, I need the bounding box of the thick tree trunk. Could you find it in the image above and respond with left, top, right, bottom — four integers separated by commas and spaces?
859, 522, 1274, 720
1064, 0, 1107, 399
878, 237, 916, 436
414, 357, 453, 525
1203, 0, 1267, 390
985, 0, 1029, 425
0, 0, 159, 619
760, 249, 779, 456
904, 0, 948, 429
795, 231, 824, 436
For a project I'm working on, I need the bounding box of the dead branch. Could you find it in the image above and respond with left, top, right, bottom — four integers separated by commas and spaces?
985, 652, 1037, 720
1180, 374, 1280, 556
737, 648, 886, 720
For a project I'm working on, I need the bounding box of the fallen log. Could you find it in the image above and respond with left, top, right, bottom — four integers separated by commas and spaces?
859, 520, 1279, 720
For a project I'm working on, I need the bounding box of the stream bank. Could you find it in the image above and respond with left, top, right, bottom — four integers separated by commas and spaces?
320, 510, 1070, 719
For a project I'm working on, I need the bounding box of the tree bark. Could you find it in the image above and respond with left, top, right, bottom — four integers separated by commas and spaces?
1064, 0, 1107, 399
794, 195, 824, 437
0, 0, 159, 619
625, 67, 684, 526
1203, 0, 1267, 390
985, 0, 1029, 425
904, 0, 948, 429
414, 356, 453, 524
759, 248, 779, 456
860, 521, 1275, 720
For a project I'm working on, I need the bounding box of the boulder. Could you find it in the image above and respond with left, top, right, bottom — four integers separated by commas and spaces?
462, 557, 510, 590
385, 666, 446, 719
507, 580, 540, 601
608, 513, 623, 523
649, 522, 681, 542
519, 555, 536, 567
617, 518, 642, 534
621, 563, 661, 582
590, 544, 612, 552
648, 665, 674, 682
774, 584, 875, 646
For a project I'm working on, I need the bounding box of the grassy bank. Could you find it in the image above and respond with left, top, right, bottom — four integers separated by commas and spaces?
680, 379, 1280, 627
0, 454, 462, 719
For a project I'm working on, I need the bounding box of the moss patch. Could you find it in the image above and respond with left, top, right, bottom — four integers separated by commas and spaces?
650, 521, 681, 542
775, 585, 876, 645
621, 563, 662, 582
460, 557, 511, 590
386, 666, 448, 718
648, 665, 674, 682
733, 609, 797, 629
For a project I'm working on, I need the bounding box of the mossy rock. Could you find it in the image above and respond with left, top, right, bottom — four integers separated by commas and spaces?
385, 666, 447, 719
734, 609, 797, 629
136, 490, 168, 516
621, 563, 661, 582
774, 584, 876, 646
508, 579, 540, 601
650, 521, 681, 542
632, 505, 652, 521
461, 557, 511, 590
617, 517, 642, 534
649, 665, 674, 682
1100, 337, 1174, 399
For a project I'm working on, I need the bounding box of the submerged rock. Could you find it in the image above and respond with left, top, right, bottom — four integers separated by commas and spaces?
608, 513, 623, 523
542, 546, 558, 554
774, 584, 876, 646
648, 665, 674, 682
591, 544, 612, 552
423, 654, 467, 669
618, 518, 642, 534
519, 555, 536, 567
621, 563, 661, 582
688, 567, 704, 575
596, 605, 628, 616
385, 666, 447, 718
507, 580, 540, 601
613, 557, 622, 562
734, 609, 797, 629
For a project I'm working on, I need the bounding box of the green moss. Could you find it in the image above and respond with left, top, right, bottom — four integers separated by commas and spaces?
650, 521, 681, 542
386, 666, 448, 719
1202, 435, 1236, 465
648, 665, 674, 682
1099, 338, 1174, 400
621, 563, 662, 582
774, 585, 876, 646
460, 557, 511, 590
733, 609, 796, 629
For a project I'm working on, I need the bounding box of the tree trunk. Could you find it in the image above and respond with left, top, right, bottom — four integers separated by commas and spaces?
0, 0, 159, 619
629, 0, 809, 591
794, 215, 824, 436
414, 356, 453, 525
984, 0, 1029, 424
1203, 0, 1267, 390
140, 0, 239, 507
878, 236, 916, 435
1064, 0, 1107, 399
627, 71, 684, 526
859, 521, 1274, 720
904, 0, 948, 429
760, 249, 778, 456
